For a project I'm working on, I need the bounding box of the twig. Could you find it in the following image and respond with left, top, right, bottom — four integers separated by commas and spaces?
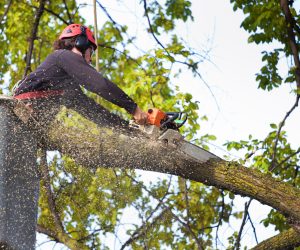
215, 191, 225, 249
234, 199, 252, 250
25, 3, 70, 25
142, 0, 220, 110
270, 95, 300, 171
62, 0, 73, 23
248, 213, 259, 244
127, 174, 203, 250
276, 148, 300, 169
39, 150, 64, 232
120, 208, 170, 250
96, 0, 118, 26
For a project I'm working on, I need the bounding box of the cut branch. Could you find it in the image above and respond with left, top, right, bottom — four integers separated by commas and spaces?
44, 115, 300, 227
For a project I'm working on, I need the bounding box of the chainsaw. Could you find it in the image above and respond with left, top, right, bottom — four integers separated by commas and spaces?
132, 108, 220, 163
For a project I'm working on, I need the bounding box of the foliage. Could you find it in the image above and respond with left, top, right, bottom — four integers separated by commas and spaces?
0, 0, 299, 249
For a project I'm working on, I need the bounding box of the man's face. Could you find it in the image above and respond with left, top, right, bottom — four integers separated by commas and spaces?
84, 47, 94, 64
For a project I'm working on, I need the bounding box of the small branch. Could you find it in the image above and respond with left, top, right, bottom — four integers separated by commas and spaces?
248, 212, 259, 244
127, 174, 203, 250
235, 199, 252, 250
120, 208, 170, 250
39, 150, 64, 232
23, 0, 46, 77
0, 0, 13, 33
96, 0, 118, 26
143, 0, 167, 52
37, 224, 59, 242
215, 191, 226, 249
62, 0, 73, 23
142, 0, 220, 110
25, 3, 70, 25
276, 148, 300, 169
280, 0, 300, 89
270, 95, 300, 171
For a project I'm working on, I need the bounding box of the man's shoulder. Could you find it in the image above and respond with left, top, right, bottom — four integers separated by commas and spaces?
52, 49, 71, 57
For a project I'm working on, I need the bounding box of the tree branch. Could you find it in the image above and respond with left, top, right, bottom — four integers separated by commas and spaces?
252, 228, 300, 250
120, 208, 170, 250
44, 115, 300, 226
142, 0, 220, 110
39, 150, 65, 232
96, 0, 118, 26
25, 3, 70, 25
270, 95, 300, 171
0, 0, 13, 33
280, 0, 300, 90
235, 199, 252, 250
37, 224, 60, 242
23, 0, 46, 77
62, 0, 73, 24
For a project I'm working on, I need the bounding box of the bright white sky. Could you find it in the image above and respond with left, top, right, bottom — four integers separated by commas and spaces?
37, 0, 300, 249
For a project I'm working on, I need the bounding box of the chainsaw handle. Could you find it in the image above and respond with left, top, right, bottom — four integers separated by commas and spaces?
161, 112, 179, 128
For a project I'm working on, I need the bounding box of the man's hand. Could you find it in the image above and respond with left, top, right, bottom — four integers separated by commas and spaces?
133, 106, 148, 125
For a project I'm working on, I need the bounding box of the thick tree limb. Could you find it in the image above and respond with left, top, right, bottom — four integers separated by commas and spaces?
44, 114, 300, 228
252, 228, 300, 250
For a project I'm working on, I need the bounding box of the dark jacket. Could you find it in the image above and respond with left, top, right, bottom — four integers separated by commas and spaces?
14, 49, 137, 114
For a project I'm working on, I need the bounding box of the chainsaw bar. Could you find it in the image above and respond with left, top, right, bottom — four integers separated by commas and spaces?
133, 123, 220, 163
158, 128, 219, 163
179, 140, 219, 163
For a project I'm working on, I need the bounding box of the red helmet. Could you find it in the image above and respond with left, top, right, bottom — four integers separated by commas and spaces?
59, 23, 97, 50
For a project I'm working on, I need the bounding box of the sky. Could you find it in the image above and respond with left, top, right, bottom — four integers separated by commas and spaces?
37, 0, 299, 249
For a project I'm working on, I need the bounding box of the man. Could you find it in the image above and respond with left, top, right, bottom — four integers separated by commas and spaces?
13, 23, 148, 130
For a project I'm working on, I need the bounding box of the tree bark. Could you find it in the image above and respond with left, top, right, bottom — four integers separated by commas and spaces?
45, 114, 300, 226
252, 228, 300, 250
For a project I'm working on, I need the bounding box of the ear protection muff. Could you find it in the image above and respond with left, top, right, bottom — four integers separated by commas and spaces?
75, 26, 90, 53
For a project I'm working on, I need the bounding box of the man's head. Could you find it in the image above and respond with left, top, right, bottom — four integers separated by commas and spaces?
53, 24, 97, 63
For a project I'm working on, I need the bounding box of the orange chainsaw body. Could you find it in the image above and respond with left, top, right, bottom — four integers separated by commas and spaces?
147, 108, 166, 127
